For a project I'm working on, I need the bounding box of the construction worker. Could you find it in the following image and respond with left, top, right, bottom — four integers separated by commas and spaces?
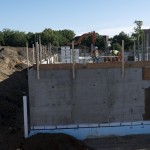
110, 50, 122, 61
91, 46, 101, 63
95, 48, 99, 63
91, 49, 96, 63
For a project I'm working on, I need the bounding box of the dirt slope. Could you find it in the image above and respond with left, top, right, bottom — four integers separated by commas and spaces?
0, 46, 89, 150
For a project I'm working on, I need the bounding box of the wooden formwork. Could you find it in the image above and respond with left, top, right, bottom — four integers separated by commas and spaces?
32, 61, 150, 80
33, 61, 150, 70
143, 66, 150, 80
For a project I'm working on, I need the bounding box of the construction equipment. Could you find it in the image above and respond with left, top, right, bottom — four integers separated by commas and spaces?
67, 31, 96, 48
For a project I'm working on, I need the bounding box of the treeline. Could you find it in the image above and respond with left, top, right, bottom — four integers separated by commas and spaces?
0, 28, 107, 50
0, 28, 75, 47
0, 20, 143, 51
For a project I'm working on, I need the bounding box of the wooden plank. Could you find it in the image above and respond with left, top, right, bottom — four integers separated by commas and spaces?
143, 67, 150, 80
33, 61, 150, 70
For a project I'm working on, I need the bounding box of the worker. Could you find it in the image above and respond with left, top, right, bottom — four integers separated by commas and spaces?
110, 50, 122, 61
95, 49, 100, 63
110, 50, 119, 56
91, 49, 96, 63
91, 47, 101, 63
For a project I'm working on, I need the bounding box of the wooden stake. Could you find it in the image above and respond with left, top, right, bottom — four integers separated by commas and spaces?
133, 40, 136, 61
26, 42, 29, 71
36, 42, 40, 80
122, 40, 125, 78
32, 44, 35, 64
44, 46, 47, 61
72, 41, 75, 79
23, 96, 28, 138
147, 33, 149, 61
39, 35, 42, 64
48, 43, 51, 64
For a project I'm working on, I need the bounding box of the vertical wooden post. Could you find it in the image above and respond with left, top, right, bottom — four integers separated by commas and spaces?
72, 41, 75, 79
32, 44, 35, 65
39, 35, 42, 64
122, 40, 125, 78
48, 43, 51, 64
26, 42, 29, 71
23, 96, 28, 138
43, 46, 46, 61
142, 35, 145, 61
134, 40, 136, 61
50, 43, 52, 63
147, 33, 149, 61
36, 42, 40, 80
84, 46, 86, 63
138, 37, 140, 61
50, 43, 52, 56
57, 46, 59, 62
47, 44, 49, 64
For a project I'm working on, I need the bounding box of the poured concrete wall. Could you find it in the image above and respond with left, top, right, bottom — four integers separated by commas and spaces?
28, 64, 150, 126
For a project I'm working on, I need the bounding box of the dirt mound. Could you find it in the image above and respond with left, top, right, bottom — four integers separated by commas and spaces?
19, 133, 88, 150
0, 46, 32, 79
84, 134, 150, 149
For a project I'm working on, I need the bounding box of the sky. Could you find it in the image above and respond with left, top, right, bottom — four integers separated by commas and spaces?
0, 0, 150, 37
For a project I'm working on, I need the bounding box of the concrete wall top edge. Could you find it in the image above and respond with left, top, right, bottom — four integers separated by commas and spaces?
33, 61, 150, 70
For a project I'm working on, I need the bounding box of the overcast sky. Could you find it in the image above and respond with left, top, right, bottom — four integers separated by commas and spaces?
1, 0, 150, 37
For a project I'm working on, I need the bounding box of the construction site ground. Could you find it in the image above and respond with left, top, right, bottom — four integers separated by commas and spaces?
1, 46, 150, 150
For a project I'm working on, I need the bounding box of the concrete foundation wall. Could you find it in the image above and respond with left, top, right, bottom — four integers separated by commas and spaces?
28, 65, 150, 126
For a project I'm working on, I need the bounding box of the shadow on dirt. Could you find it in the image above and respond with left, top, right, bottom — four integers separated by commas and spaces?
0, 68, 90, 150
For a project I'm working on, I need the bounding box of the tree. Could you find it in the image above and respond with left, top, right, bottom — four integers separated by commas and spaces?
112, 43, 122, 50
3, 28, 14, 46
58, 29, 75, 41
11, 31, 27, 47
41, 28, 75, 46
132, 20, 144, 49
95, 34, 105, 50
0, 31, 4, 45
111, 31, 133, 50
41, 28, 58, 46
26, 32, 35, 47
2, 29, 27, 47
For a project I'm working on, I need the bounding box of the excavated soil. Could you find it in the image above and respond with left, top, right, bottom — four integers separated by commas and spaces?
1, 46, 150, 150
0, 46, 89, 150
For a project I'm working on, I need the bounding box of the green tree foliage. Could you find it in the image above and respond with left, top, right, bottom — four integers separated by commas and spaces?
26, 32, 35, 47
41, 28, 56, 45
112, 43, 122, 50
111, 32, 133, 50
0, 23, 138, 50
11, 31, 27, 47
2, 28, 27, 47
3, 28, 14, 46
41, 28, 75, 46
132, 20, 144, 48
95, 34, 105, 50
58, 29, 75, 44
0, 31, 4, 45
0, 28, 75, 47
